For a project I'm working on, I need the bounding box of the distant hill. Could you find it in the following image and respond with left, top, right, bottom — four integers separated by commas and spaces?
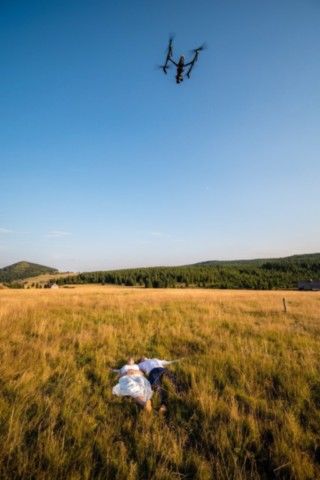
0, 261, 58, 283
192, 253, 320, 267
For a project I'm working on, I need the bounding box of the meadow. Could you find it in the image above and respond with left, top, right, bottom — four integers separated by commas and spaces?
0, 286, 319, 479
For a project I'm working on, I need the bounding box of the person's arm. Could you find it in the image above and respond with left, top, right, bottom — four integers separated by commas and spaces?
161, 358, 184, 366
137, 362, 147, 373
109, 367, 123, 381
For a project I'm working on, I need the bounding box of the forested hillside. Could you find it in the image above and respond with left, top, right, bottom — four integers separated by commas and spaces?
56, 253, 320, 289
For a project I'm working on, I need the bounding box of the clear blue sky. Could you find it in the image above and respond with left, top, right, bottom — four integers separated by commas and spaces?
1, 0, 319, 271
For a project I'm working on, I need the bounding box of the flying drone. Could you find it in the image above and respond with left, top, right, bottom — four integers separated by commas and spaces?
160, 37, 206, 84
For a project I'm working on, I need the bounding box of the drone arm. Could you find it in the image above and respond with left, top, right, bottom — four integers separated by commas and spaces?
187, 51, 201, 77
168, 57, 178, 67
186, 60, 196, 78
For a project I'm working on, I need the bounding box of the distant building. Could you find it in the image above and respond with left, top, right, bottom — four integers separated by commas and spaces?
50, 283, 59, 289
298, 280, 320, 291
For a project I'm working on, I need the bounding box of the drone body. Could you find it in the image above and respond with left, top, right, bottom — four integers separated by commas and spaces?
161, 37, 205, 84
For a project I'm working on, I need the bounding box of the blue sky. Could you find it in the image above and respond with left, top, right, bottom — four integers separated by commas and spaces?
1, 0, 319, 271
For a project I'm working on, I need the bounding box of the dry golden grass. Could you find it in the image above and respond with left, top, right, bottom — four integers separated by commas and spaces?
0, 286, 320, 479
21, 272, 76, 287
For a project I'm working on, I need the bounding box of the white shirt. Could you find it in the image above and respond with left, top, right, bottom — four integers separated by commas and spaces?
120, 364, 140, 375
138, 358, 171, 375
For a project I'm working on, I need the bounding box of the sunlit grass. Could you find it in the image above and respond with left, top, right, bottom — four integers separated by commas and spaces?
0, 286, 319, 479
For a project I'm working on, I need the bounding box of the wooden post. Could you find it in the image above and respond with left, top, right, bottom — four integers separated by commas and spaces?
283, 298, 287, 313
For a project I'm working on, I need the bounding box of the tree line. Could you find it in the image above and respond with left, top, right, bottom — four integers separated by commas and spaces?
55, 258, 320, 290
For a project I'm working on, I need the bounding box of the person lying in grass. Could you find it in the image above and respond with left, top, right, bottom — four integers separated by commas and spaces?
137, 357, 182, 413
112, 357, 152, 412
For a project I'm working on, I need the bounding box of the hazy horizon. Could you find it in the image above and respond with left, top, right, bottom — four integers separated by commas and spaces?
1, 249, 320, 273
1, 0, 319, 272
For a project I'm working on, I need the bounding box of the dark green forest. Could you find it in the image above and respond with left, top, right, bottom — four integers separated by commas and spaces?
56, 253, 320, 290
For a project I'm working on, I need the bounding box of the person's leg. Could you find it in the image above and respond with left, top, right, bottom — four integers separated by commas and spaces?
163, 369, 184, 393
134, 396, 152, 411
158, 370, 183, 411
157, 381, 168, 409
149, 368, 168, 410
144, 399, 152, 412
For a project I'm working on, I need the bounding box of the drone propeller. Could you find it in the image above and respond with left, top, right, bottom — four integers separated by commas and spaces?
156, 64, 171, 74
191, 42, 207, 53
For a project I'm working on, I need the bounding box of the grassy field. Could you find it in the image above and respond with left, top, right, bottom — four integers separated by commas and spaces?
0, 286, 319, 479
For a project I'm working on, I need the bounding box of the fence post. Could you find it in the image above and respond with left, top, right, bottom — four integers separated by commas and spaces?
283, 298, 287, 313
